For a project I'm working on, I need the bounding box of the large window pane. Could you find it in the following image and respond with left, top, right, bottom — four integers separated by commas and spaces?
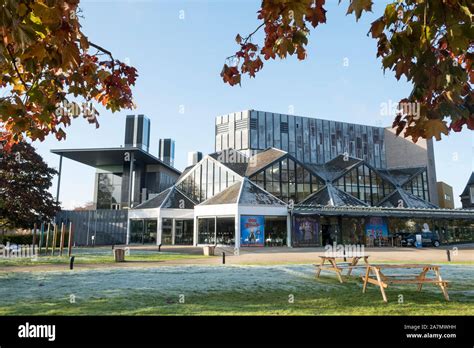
216, 218, 235, 245
198, 218, 215, 244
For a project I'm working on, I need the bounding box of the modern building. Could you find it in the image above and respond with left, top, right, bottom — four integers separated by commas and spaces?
55, 110, 474, 247
52, 115, 181, 210
460, 172, 474, 209
158, 138, 175, 167
187, 151, 203, 167
215, 110, 438, 205
437, 182, 455, 209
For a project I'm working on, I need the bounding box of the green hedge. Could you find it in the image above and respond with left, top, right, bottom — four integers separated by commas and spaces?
0, 234, 33, 245
0, 232, 70, 247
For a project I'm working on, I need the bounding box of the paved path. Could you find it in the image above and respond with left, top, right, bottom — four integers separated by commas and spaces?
0, 245, 472, 273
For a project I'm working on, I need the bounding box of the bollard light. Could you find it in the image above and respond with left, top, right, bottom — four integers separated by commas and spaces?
69, 256, 75, 270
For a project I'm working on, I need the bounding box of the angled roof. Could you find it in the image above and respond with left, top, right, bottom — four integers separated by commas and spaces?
245, 148, 287, 176
239, 179, 286, 206
199, 178, 286, 206
377, 167, 426, 186
299, 184, 369, 207
133, 186, 196, 209
199, 181, 242, 205
209, 149, 249, 176
306, 155, 363, 182
176, 165, 195, 182
378, 188, 437, 209
51, 147, 181, 174
460, 172, 474, 197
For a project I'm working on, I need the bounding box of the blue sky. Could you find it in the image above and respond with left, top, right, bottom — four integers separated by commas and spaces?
33, 0, 473, 208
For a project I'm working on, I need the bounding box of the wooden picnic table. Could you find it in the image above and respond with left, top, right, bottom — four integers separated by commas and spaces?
361, 264, 450, 303
315, 255, 370, 283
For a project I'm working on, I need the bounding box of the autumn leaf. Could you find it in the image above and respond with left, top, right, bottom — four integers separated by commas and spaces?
369, 17, 385, 38
345, 0, 373, 21
0, 0, 138, 148
424, 119, 449, 141
222, 0, 473, 141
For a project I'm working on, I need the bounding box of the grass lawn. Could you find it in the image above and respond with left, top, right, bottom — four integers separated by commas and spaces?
0, 264, 472, 315
0, 247, 207, 266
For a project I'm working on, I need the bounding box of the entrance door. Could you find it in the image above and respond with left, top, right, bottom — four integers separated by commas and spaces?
322, 224, 332, 246
130, 219, 145, 244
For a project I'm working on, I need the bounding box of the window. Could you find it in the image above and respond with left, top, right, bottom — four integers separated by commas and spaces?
162, 218, 173, 245
174, 220, 194, 245
216, 218, 235, 245
339, 164, 394, 205
249, 155, 323, 203
198, 218, 215, 244
470, 186, 474, 204
97, 173, 122, 209
403, 170, 429, 201
176, 159, 240, 203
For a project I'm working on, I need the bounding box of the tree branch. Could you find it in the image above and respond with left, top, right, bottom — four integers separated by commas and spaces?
88, 42, 115, 61
6, 45, 28, 91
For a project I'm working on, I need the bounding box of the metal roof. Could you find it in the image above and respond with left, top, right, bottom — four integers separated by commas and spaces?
461, 172, 474, 197
51, 147, 181, 174
299, 184, 369, 207
199, 178, 286, 206
293, 205, 474, 219
378, 188, 438, 209
133, 186, 196, 209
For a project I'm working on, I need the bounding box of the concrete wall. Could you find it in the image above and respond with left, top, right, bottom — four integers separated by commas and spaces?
437, 182, 455, 209
384, 128, 438, 206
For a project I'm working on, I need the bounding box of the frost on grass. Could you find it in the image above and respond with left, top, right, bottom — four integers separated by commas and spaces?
0, 265, 472, 306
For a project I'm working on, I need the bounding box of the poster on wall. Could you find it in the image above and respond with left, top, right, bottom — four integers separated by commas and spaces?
365, 217, 388, 239
293, 215, 320, 246
241, 216, 265, 247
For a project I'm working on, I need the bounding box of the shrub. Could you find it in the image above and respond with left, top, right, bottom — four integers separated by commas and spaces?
0, 232, 70, 247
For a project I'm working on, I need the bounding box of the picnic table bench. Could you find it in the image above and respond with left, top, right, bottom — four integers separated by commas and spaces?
315, 255, 370, 283
361, 264, 450, 302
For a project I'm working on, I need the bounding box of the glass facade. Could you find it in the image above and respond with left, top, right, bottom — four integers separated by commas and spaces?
264, 217, 287, 246
97, 173, 122, 209
334, 164, 394, 206
250, 156, 323, 203
198, 218, 216, 244
177, 158, 239, 203
129, 219, 157, 244
403, 170, 429, 201
197, 217, 235, 245
174, 219, 194, 245
162, 218, 173, 245
216, 111, 386, 168
216, 218, 235, 245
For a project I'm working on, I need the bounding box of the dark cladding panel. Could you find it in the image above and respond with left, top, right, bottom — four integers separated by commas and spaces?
250, 111, 258, 149
124, 116, 134, 146
124, 114, 150, 152
159, 138, 175, 167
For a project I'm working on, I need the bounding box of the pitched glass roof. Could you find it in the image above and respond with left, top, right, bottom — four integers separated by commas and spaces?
299, 184, 369, 207
199, 178, 285, 206
378, 188, 437, 209
133, 186, 196, 209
